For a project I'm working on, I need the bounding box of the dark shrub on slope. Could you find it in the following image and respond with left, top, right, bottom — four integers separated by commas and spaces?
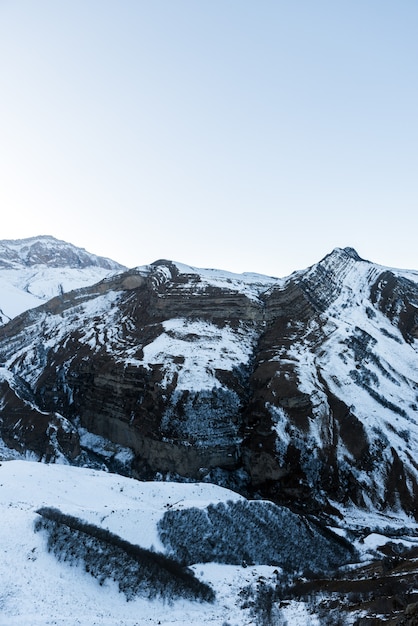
34, 507, 214, 603
158, 499, 355, 574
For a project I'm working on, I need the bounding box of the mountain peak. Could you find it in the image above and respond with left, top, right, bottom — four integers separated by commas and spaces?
0, 235, 125, 271
319, 246, 367, 266
341, 246, 364, 261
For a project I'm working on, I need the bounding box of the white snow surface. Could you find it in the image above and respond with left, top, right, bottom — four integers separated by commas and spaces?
0, 235, 125, 322
0, 267, 121, 322
0, 460, 279, 626
283, 251, 418, 501
141, 318, 258, 391
1, 460, 416, 625
166, 261, 280, 300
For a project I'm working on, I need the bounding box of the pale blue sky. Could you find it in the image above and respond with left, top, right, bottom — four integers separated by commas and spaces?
1, 1, 417, 276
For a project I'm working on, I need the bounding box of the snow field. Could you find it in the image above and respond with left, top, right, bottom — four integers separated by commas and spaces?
0, 461, 264, 626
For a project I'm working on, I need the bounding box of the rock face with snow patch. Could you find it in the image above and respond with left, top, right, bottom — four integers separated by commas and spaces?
0, 245, 418, 520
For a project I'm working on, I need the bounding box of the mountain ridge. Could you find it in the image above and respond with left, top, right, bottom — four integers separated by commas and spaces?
0, 239, 417, 523
0, 234, 125, 270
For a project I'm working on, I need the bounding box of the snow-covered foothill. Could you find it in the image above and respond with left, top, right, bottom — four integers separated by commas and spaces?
0, 460, 276, 625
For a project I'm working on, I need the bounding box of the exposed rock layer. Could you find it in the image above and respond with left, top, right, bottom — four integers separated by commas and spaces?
0, 248, 417, 519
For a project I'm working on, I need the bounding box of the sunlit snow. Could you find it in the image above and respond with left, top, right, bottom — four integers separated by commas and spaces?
0, 461, 274, 626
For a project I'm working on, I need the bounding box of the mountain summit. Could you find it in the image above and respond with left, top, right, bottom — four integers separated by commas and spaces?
0, 235, 124, 270
0, 241, 417, 522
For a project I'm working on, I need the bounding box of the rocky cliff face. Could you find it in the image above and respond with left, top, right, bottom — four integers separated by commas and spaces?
0, 247, 417, 520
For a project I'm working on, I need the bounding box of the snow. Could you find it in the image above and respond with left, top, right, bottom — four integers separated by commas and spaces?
0, 235, 123, 270
0, 460, 277, 625
146, 260, 281, 301
3, 461, 408, 625
0, 235, 125, 323
169, 261, 278, 283
280, 601, 321, 626
328, 500, 418, 566
280, 251, 418, 506
141, 318, 258, 390
78, 428, 135, 465
0, 267, 121, 322
331, 502, 418, 534
362, 532, 417, 552
0, 461, 243, 550
1, 290, 123, 388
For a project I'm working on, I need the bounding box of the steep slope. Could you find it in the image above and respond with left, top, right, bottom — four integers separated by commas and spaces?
0, 248, 417, 521
244, 249, 418, 516
0, 235, 125, 322
0, 262, 276, 475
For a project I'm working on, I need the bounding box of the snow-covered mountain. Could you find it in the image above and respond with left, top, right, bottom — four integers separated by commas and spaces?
0, 235, 125, 323
0, 244, 417, 521
1, 239, 418, 624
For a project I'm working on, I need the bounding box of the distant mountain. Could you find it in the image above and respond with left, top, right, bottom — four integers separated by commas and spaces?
0, 244, 417, 523
0, 235, 123, 270
0, 235, 125, 322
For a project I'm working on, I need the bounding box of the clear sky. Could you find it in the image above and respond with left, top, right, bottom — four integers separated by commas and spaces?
0, 1, 417, 276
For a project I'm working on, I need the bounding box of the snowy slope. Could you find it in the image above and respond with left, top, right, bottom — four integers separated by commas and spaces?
271, 249, 418, 508
1, 460, 416, 626
0, 460, 299, 626
0, 236, 125, 323
157, 259, 280, 300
